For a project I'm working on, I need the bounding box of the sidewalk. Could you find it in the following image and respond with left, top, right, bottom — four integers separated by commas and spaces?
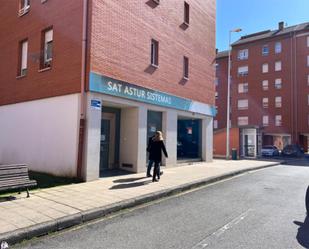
0, 159, 280, 245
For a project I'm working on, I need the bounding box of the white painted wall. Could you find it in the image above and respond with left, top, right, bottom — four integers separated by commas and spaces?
202, 117, 213, 162
0, 94, 80, 177
163, 110, 177, 167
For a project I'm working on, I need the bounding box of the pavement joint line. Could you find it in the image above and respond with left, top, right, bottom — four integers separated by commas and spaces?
0, 161, 281, 246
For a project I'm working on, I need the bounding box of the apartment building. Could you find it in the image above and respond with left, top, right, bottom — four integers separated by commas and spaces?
0, 0, 216, 181
215, 22, 309, 157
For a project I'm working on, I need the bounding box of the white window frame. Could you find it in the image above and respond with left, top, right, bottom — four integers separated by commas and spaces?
19, 0, 30, 16
44, 29, 53, 65
275, 42, 282, 53
275, 115, 282, 126
307, 94, 309, 106
263, 115, 269, 126
275, 61, 282, 71
238, 66, 248, 76
215, 92, 218, 100
238, 99, 248, 110
151, 39, 159, 67
238, 49, 249, 60
307, 74, 309, 86
307, 55, 309, 67
238, 116, 248, 126
263, 98, 269, 108
238, 83, 248, 93
262, 80, 269, 90
214, 120, 218, 129
262, 63, 269, 73
262, 45, 269, 55
20, 40, 28, 76
275, 96, 282, 108
275, 78, 282, 89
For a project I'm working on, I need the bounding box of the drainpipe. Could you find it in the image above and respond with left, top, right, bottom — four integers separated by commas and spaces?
293, 32, 298, 144
77, 0, 89, 180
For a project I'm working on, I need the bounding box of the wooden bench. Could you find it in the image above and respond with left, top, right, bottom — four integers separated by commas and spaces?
0, 164, 37, 198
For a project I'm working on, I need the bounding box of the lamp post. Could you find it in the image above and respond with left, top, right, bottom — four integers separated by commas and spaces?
226, 28, 242, 160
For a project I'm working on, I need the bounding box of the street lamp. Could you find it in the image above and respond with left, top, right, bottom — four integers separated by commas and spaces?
226, 28, 242, 160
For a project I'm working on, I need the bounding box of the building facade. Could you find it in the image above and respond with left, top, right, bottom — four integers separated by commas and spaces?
0, 0, 216, 181
215, 22, 309, 157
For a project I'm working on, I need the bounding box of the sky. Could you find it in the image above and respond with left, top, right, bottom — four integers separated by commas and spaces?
216, 0, 309, 51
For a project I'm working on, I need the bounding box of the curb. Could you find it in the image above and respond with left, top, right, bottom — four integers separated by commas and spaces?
0, 162, 280, 246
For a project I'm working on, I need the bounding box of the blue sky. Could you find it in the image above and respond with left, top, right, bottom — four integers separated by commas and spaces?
216, 0, 309, 51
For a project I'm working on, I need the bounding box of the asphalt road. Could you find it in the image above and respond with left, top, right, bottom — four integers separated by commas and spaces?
14, 164, 309, 249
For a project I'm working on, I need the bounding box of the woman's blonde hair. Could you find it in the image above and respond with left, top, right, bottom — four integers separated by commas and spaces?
154, 131, 163, 141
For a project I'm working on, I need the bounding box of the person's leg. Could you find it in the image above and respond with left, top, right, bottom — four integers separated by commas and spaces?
147, 160, 153, 177
157, 162, 161, 179
152, 161, 159, 182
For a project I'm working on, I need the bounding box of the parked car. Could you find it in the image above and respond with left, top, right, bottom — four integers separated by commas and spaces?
281, 144, 304, 157
261, 145, 280, 157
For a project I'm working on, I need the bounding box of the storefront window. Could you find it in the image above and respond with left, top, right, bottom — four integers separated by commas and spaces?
147, 110, 162, 140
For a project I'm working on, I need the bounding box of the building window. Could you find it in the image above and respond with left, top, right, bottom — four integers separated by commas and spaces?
307, 55, 309, 67
151, 39, 159, 67
262, 45, 269, 55
262, 63, 269, 73
214, 77, 219, 86
19, 0, 30, 16
238, 49, 249, 60
184, 2, 190, 25
262, 80, 269, 90
183, 56, 189, 80
263, 98, 269, 108
307, 75, 309, 86
275, 115, 282, 126
307, 95, 309, 105
214, 120, 218, 129
308, 115, 309, 126
307, 36, 309, 47
41, 28, 53, 69
238, 116, 248, 126
275, 96, 282, 108
18, 40, 28, 76
238, 99, 248, 110
275, 61, 282, 71
263, 115, 269, 126
275, 78, 282, 89
238, 83, 248, 93
237, 66, 248, 76
275, 42, 282, 53
215, 92, 218, 100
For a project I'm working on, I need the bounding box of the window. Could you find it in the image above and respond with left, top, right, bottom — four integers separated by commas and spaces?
238, 99, 248, 110
184, 2, 190, 25
183, 56, 189, 79
307, 55, 309, 67
275, 96, 282, 108
151, 39, 159, 67
275, 78, 282, 89
41, 28, 53, 69
19, 0, 30, 16
307, 36, 309, 47
275, 61, 282, 71
308, 115, 309, 126
238, 66, 248, 76
275, 115, 282, 126
18, 40, 28, 76
263, 98, 269, 108
262, 45, 269, 55
307, 75, 309, 86
214, 77, 219, 86
275, 42, 282, 53
238, 83, 248, 93
262, 80, 269, 90
215, 92, 218, 100
262, 63, 269, 73
238, 116, 248, 126
308, 95, 309, 105
238, 49, 249, 60
263, 115, 269, 126
214, 120, 218, 129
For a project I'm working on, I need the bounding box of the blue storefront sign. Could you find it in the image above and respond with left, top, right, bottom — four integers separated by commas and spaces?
90, 99, 101, 110
89, 72, 216, 117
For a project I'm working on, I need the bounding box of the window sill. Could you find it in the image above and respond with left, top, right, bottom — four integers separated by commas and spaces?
183, 77, 189, 81
38, 67, 51, 73
18, 8, 30, 17
16, 74, 26, 79
183, 21, 189, 27
150, 64, 159, 69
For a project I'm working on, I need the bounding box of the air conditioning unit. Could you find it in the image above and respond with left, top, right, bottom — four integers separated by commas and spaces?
18, 5, 30, 16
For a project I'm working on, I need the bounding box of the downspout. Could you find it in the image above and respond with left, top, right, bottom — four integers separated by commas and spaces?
294, 32, 298, 144
290, 33, 294, 144
77, 0, 89, 180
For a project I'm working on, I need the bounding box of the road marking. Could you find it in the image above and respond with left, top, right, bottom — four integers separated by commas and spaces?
191, 209, 253, 249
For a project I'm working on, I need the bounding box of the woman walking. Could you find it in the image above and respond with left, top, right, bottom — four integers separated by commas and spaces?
147, 131, 168, 182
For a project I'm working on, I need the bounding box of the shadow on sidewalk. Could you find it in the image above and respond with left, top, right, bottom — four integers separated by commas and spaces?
294, 216, 309, 248
113, 177, 147, 183
110, 180, 152, 189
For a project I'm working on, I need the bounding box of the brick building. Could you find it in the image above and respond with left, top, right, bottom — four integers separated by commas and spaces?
215, 22, 309, 157
0, 0, 216, 181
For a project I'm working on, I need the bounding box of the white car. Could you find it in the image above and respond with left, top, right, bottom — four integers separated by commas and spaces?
261, 145, 280, 157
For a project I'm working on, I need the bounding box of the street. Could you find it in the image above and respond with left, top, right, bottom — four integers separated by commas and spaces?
13, 163, 309, 249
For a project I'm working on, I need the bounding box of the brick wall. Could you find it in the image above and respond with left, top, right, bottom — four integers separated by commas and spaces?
0, 0, 84, 106
89, 0, 216, 105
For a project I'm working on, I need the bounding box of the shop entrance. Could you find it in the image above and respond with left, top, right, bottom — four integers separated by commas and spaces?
177, 117, 202, 160
100, 107, 121, 176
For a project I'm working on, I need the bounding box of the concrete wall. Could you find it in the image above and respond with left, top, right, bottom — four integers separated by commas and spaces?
0, 94, 80, 177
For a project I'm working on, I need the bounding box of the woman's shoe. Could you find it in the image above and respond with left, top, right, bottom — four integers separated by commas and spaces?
152, 179, 158, 182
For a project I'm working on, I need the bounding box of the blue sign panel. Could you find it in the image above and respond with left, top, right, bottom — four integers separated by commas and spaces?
90, 99, 101, 110
89, 72, 216, 117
